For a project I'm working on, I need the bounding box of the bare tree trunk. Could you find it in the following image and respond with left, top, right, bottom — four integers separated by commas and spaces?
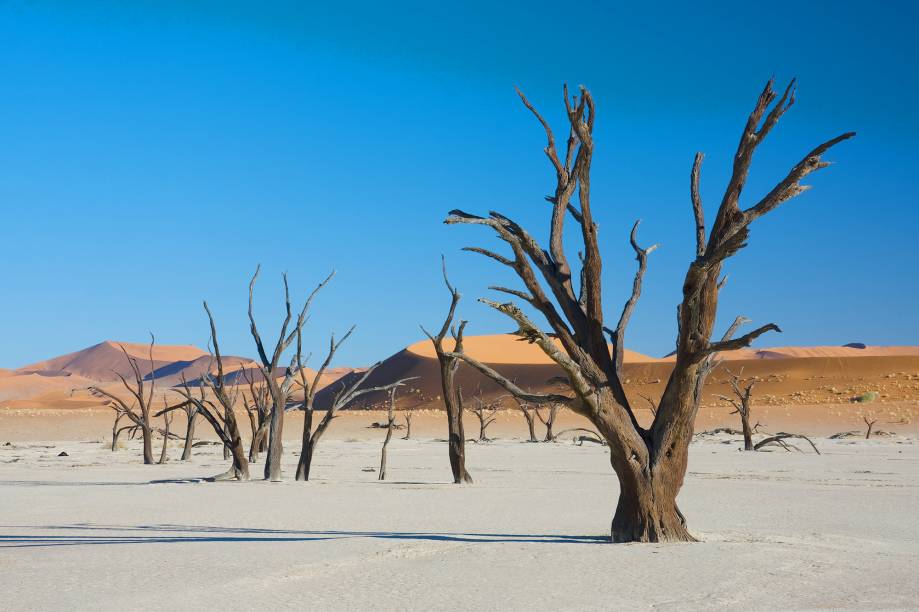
740, 411, 754, 451
181, 409, 196, 460
111, 412, 123, 451
379, 388, 398, 481
403, 411, 413, 440
423, 258, 473, 484
864, 415, 877, 439
158, 412, 172, 464
517, 401, 538, 442
141, 425, 154, 465
295, 406, 314, 481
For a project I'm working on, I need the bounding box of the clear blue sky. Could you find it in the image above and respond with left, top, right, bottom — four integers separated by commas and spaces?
2, 1, 917, 368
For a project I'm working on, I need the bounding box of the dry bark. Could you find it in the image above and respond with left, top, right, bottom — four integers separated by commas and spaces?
241, 367, 271, 463
444, 80, 852, 542
421, 257, 473, 484
158, 405, 172, 464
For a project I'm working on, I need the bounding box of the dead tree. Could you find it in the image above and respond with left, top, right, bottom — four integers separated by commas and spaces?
172, 302, 251, 480
402, 404, 415, 440
241, 367, 271, 463
248, 266, 332, 482
90, 336, 159, 464
863, 414, 878, 439
468, 390, 502, 442
108, 409, 139, 451
754, 432, 820, 454
444, 80, 852, 541
378, 387, 399, 481
421, 257, 473, 484
178, 397, 198, 461
158, 402, 173, 464
718, 368, 756, 451
536, 402, 561, 442
515, 397, 539, 442
294, 325, 415, 481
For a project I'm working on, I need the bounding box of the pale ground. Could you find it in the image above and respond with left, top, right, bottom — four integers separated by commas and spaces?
1, 416, 918, 611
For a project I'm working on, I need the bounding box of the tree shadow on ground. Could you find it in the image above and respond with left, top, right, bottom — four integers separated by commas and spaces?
0, 523, 608, 548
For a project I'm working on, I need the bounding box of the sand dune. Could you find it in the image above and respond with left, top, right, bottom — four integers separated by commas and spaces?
318, 334, 919, 415
18, 340, 208, 383
664, 344, 919, 361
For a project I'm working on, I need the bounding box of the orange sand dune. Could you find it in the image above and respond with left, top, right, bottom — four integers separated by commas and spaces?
0, 372, 98, 402
318, 334, 919, 415
18, 340, 208, 383
406, 333, 658, 364
664, 344, 919, 361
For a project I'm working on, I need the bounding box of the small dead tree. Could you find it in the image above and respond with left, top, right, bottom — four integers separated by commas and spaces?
90, 336, 159, 464
294, 327, 415, 481
248, 266, 332, 482
468, 390, 502, 442
158, 400, 173, 464
241, 367, 271, 463
172, 302, 251, 480
718, 368, 756, 451
515, 397, 539, 442
444, 79, 852, 541
177, 396, 198, 461
402, 404, 416, 440
863, 414, 878, 439
107, 408, 139, 451
378, 387, 400, 481
421, 257, 473, 484
536, 402, 561, 442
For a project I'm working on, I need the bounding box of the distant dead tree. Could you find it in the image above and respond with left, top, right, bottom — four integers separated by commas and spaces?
378, 387, 400, 481
172, 302, 251, 480
863, 414, 878, 439
90, 336, 159, 464
468, 390, 502, 442
158, 400, 173, 464
247, 266, 332, 482
108, 409, 139, 452
293, 325, 416, 482
443, 80, 852, 541
176, 393, 199, 461
717, 368, 756, 451
241, 367, 271, 463
514, 396, 539, 442
402, 403, 416, 440
421, 257, 473, 483
536, 402, 561, 442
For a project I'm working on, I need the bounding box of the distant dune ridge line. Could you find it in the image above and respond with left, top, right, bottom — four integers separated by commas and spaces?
2, 335, 918, 410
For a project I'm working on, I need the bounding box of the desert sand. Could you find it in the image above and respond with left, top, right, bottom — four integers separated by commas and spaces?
1, 426, 917, 611
3, 336, 919, 610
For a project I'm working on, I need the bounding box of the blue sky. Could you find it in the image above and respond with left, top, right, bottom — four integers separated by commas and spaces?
2, 1, 917, 368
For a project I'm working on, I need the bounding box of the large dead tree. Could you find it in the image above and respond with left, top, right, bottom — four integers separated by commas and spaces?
421, 258, 473, 483
248, 266, 332, 482
90, 336, 159, 465
444, 79, 853, 542
718, 368, 756, 451
295, 324, 416, 481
